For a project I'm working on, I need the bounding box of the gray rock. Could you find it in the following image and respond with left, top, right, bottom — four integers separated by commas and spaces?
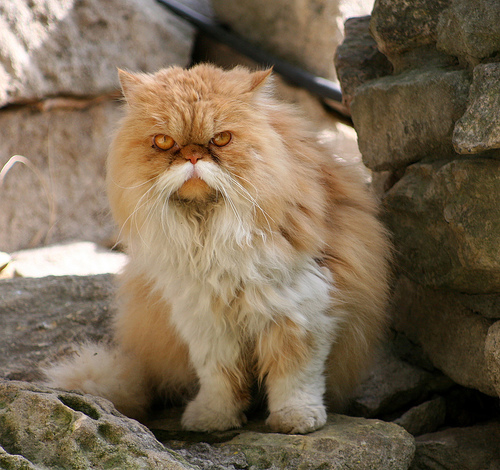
211, 0, 375, 80
334, 16, 393, 112
349, 347, 453, 418
485, 321, 500, 397
393, 397, 447, 436
410, 422, 500, 470
369, 0, 451, 68
9, 241, 128, 278
0, 380, 194, 469
383, 159, 500, 292
351, 67, 470, 171
391, 276, 497, 397
0, 99, 119, 252
151, 409, 416, 470
437, 0, 500, 65
0, 274, 115, 381
0, 0, 193, 107
453, 63, 500, 154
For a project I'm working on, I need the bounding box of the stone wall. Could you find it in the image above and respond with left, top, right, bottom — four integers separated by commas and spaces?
335, 0, 500, 401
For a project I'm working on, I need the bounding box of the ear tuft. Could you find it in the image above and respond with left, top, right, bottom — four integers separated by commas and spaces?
117, 69, 143, 102
249, 68, 274, 92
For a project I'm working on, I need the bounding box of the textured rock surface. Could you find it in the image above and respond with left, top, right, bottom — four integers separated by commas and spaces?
0, 380, 194, 469
370, 0, 451, 55
349, 347, 452, 418
334, 15, 393, 111
8, 241, 127, 278
453, 63, 500, 154
0, 274, 115, 381
437, 0, 500, 65
351, 67, 470, 171
410, 422, 500, 470
391, 276, 496, 396
0, 0, 193, 107
152, 409, 416, 470
383, 159, 500, 292
0, 99, 120, 252
485, 321, 500, 397
211, 0, 375, 80
369, 0, 452, 71
393, 397, 447, 437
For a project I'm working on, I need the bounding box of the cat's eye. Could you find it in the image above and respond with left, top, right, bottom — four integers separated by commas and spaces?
153, 134, 176, 150
211, 131, 232, 147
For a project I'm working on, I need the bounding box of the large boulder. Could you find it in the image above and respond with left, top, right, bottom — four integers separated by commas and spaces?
391, 276, 498, 397
369, 0, 452, 71
437, 0, 500, 66
350, 67, 470, 171
383, 159, 500, 292
0, 0, 193, 107
0, 380, 194, 469
0, 0, 194, 252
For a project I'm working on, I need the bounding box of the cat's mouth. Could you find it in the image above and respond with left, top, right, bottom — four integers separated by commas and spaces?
175, 162, 215, 201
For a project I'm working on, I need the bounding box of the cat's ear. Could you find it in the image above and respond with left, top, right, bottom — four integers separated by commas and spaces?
117, 69, 144, 102
248, 68, 274, 92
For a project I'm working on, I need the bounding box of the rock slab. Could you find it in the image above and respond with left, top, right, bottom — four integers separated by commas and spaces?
383, 159, 500, 292
151, 409, 416, 470
0, 380, 194, 469
351, 67, 470, 171
0, 274, 115, 382
410, 422, 500, 470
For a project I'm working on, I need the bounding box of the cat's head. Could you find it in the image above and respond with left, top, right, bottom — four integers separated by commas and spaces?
107, 64, 295, 234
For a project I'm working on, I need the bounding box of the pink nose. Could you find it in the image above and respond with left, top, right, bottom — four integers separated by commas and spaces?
188, 156, 199, 165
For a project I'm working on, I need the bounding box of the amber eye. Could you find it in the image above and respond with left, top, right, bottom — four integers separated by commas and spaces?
211, 131, 232, 147
153, 134, 175, 150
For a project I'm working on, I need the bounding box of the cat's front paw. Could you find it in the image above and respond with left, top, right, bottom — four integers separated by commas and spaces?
181, 399, 247, 432
266, 404, 327, 434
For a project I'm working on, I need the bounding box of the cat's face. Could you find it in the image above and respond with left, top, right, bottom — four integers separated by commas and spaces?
108, 65, 278, 216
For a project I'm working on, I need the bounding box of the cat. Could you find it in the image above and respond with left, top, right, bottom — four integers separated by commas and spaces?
45, 64, 391, 434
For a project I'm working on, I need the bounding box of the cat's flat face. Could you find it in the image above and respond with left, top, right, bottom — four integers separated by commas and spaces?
109, 65, 275, 206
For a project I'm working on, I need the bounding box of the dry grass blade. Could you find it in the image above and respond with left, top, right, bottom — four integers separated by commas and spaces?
0, 155, 56, 247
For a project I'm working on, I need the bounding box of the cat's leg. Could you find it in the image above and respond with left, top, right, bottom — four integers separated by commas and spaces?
180, 336, 251, 432
114, 271, 197, 406
45, 270, 196, 419
257, 314, 334, 434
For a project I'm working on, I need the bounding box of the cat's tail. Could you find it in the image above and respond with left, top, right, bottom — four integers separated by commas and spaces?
43, 343, 150, 419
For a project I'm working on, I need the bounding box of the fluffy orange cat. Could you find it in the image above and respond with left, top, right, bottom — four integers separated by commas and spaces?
46, 64, 391, 434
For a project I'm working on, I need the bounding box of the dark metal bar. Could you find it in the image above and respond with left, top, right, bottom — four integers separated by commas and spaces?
156, 0, 343, 104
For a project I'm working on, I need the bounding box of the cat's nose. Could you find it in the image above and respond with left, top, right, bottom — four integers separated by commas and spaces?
186, 155, 200, 165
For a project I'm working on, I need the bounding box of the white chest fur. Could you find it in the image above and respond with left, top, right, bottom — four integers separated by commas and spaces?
129, 200, 334, 348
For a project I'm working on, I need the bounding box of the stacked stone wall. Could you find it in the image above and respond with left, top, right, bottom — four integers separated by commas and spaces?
335, 0, 500, 399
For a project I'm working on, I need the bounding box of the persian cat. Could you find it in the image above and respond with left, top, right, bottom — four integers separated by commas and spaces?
46, 64, 391, 434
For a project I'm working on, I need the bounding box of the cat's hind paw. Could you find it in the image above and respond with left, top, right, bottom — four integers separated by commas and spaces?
266, 404, 327, 434
181, 399, 247, 432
